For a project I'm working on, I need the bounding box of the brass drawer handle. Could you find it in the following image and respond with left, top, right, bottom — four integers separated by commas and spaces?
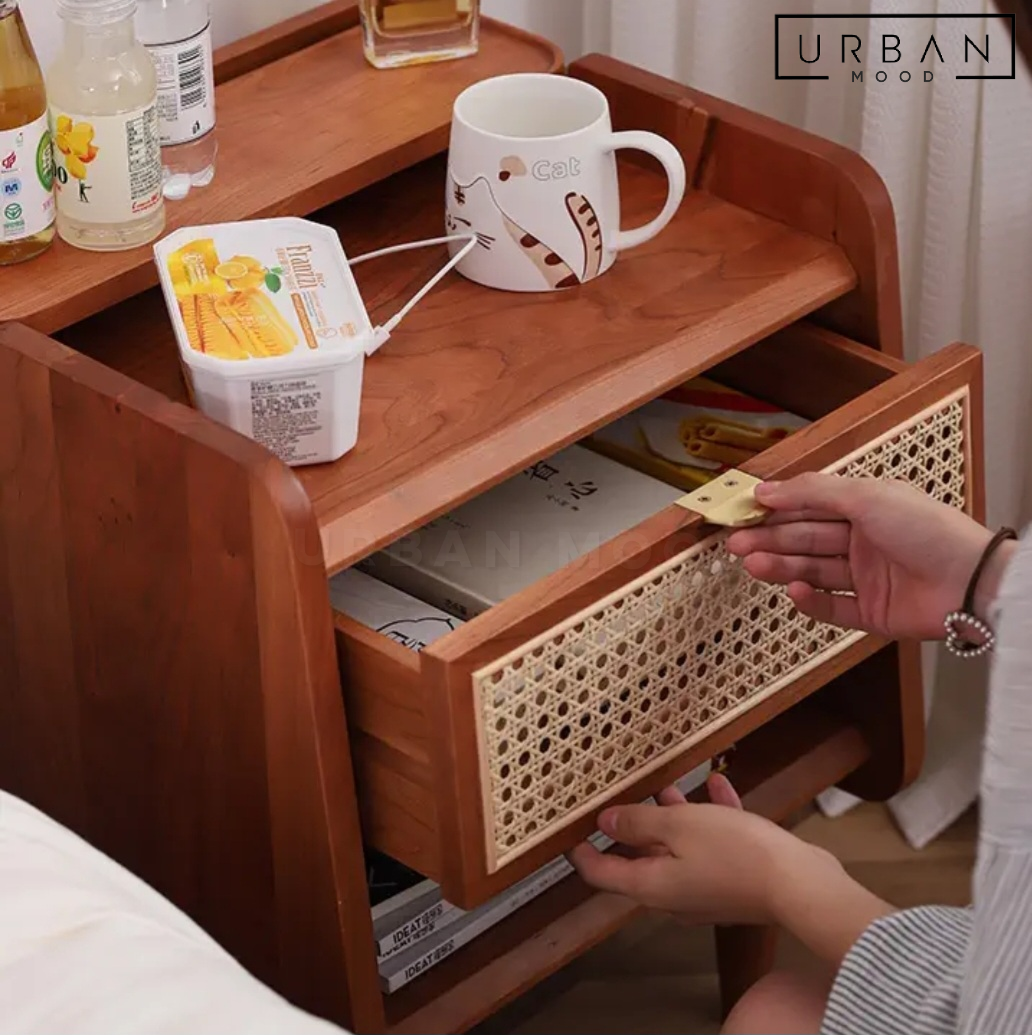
676, 470, 768, 528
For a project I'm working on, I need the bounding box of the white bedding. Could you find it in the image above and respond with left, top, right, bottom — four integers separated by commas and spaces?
0, 792, 349, 1035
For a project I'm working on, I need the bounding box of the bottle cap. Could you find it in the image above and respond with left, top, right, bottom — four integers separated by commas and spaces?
56, 0, 137, 24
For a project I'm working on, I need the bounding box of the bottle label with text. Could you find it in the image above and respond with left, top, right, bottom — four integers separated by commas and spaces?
51, 107, 163, 225
0, 114, 55, 242
146, 23, 217, 147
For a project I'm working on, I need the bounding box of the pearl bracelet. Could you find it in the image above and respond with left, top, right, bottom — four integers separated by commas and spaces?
944, 611, 994, 658
944, 527, 1017, 659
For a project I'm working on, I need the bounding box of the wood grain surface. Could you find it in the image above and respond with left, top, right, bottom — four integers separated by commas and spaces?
214, 0, 361, 84
334, 614, 444, 879
59, 157, 857, 575
568, 54, 905, 358
0, 321, 385, 1033
0, 19, 560, 334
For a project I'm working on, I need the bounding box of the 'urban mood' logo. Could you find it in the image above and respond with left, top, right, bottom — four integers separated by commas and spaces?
776, 13, 1016, 82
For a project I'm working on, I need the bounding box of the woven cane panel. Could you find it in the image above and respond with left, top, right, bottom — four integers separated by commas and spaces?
474, 392, 970, 871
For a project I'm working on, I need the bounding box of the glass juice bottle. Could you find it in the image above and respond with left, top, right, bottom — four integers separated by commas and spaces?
48, 0, 165, 251
0, 0, 56, 265
360, 0, 480, 69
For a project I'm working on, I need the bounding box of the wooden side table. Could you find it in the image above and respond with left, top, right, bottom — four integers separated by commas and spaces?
0, 4, 982, 1032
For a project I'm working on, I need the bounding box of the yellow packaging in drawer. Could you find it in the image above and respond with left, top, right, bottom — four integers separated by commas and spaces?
584, 377, 809, 491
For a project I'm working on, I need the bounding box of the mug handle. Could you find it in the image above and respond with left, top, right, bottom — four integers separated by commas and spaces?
605, 132, 688, 252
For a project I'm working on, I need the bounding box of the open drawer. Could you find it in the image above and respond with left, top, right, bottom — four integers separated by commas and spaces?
334, 326, 982, 909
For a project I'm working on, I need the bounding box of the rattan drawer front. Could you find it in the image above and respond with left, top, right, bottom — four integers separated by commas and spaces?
337, 340, 981, 907
473, 391, 969, 872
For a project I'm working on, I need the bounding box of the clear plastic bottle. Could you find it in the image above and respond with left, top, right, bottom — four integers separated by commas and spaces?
0, 0, 55, 265
135, 0, 216, 201
48, 0, 165, 251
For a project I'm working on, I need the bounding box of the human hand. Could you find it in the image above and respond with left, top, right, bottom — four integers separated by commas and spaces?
569, 774, 822, 927
725, 474, 1007, 641
571, 771, 893, 966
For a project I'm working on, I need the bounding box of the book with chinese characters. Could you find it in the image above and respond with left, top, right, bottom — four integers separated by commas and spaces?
584, 377, 809, 491
358, 445, 683, 619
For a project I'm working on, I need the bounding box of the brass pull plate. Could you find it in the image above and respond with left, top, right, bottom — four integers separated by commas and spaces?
675, 470, 768, 528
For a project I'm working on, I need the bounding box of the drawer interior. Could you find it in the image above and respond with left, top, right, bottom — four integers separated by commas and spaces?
333, 322, 911, 885
710, 323, 904, 419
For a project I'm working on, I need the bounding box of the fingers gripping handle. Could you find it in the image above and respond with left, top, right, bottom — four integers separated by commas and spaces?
606, 131, 688, 253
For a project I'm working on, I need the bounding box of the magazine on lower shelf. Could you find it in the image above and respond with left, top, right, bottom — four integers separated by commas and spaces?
378, 844, 590, 994
376, 890, 460, 962
377, 762, 713, 991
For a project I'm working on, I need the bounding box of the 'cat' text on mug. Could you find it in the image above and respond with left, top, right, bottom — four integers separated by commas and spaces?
532, 158, 582, 182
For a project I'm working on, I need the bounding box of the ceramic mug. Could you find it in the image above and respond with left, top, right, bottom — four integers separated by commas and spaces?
445, 73, 687, 293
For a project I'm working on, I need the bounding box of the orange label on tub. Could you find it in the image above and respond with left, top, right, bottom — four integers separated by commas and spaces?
167, 238, 300, 361
159, 221, 371, 363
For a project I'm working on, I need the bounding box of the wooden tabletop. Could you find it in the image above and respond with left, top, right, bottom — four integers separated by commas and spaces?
63, 157, 856, 574
0, 20, 559, 334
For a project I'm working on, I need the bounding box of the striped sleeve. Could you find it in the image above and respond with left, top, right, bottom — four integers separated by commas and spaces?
823, 532, 1032, 1035
958, 532, 1032, 1034
822, 906, 969, 1035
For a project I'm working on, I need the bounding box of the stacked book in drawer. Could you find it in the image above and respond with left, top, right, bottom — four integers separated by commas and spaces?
357, 379, 808, 619
356, 444, 685, 619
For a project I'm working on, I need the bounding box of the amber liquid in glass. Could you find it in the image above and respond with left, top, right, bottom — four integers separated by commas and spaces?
360, 0, 480, 69
0, 2, 55, 265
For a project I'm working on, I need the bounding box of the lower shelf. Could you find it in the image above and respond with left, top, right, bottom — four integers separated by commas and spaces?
387, 878, 631, 1034
385, 691, 871, 1034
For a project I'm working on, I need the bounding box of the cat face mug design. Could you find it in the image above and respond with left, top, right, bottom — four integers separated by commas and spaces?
446, 73, 687, 293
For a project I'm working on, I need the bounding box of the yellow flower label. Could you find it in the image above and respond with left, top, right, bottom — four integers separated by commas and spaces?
50, 106, 162, 225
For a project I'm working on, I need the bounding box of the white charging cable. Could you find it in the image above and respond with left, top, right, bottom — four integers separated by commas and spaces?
347, 233, 478, 355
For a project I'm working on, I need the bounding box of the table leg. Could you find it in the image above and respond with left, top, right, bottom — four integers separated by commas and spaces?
714, 924, 779, 1019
